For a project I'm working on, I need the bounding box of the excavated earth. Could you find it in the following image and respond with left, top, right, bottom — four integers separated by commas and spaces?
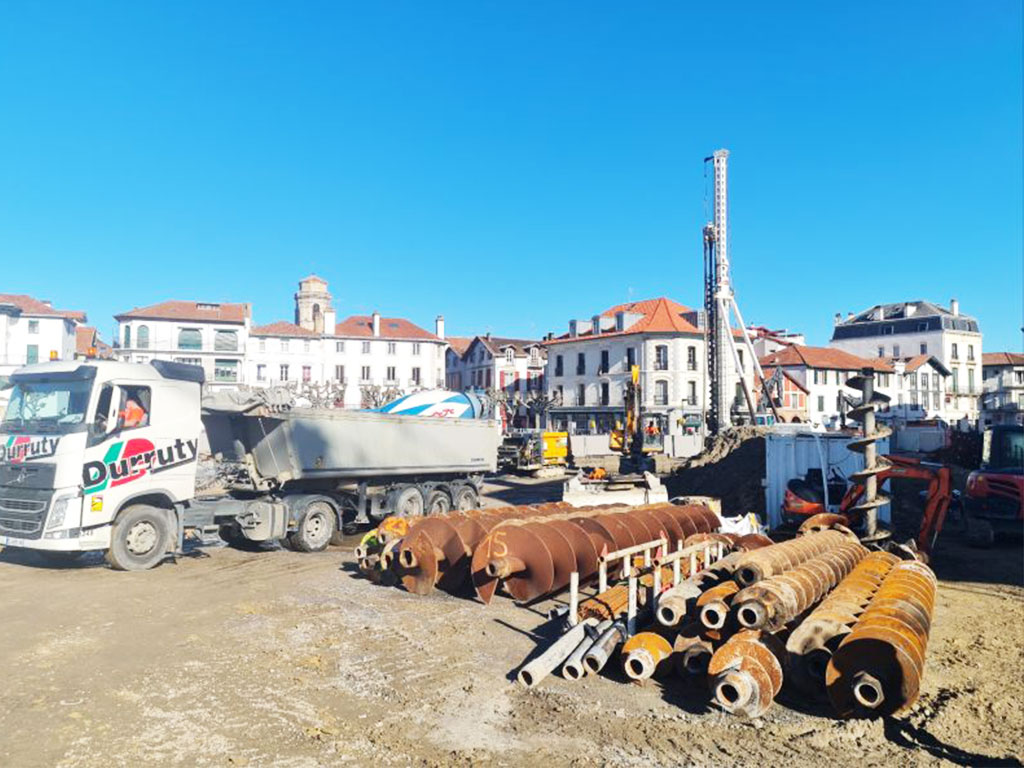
0, 475, 1021, 767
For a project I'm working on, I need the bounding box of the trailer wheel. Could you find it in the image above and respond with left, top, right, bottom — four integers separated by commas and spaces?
287, 501, 337, 553
389, 486, 425, 518
425, 489, 452, 516
451, 485, 479, 512
106, 504, 171, 571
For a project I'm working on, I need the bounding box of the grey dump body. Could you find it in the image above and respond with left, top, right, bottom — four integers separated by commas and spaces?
202, 391, 500, 485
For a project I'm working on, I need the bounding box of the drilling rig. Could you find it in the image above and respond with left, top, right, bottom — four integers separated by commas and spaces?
702, 149, 778, 434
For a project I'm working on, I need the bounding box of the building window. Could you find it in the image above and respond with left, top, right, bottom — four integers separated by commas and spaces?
554, 355, 564, 377
555, 385, 564, 404
882, 326, 894, 335
687, 381, 697, 406
362, 341, 371, 354
892, 344, 900, 358
28, 320, 39, 334
386, 366, 396, 382
813, 370, 820, 385
388, 342, 397, 355
600, 349, 610, 374
576, 353, 586, 375
920, 343, 927, 355
123, 326, 131, 348
626, 347, 636, 368
361, 366, 371, 382
412, 367, 421, 385
178, 328, 202, 350
301, 365, 311, 382
257, 364, 266, 381
738, 349, 745, 371
654, 380, 669, 406
215, 330, 238, 352
601, 382, 610, 406
279, 364, 289, 381
304, 340, 311, 353
577, 384, 586, 406
951, 343, 959, 360
259, 338, 266, 352
335, 365, 345, 381
687, 346, 697, 371
486, 369, 492, 388
413, 342, 421, 355
817, 395, 825, 412
336, 341, 345, 353
968, 368, 975, 393
529, 347, 540, 366
280, 339, 290, 353
214, 359, 238, 382
26, 344, 38, 364
951, 368, 959, 393
967, 345, 974, 361
505, 348, 514, 364
933, 392, 940, 410
878, 346, 884, 358
655, 345, 669, 371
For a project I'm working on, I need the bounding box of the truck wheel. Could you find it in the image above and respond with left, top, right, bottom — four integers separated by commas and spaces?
390, 486, 425, 518
287, 501, 337, 553
426, 489, 452, 516
451, 485, 479, 512
106, 504, 171, 571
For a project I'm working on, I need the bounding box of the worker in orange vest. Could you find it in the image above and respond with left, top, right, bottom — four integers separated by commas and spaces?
120, 396, 147, 428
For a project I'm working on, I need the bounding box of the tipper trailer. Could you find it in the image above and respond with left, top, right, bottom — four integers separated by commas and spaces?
0, 360, 500, 570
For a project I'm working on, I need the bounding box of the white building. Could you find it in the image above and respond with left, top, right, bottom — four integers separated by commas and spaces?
445, 334, 546, 428
830, 299, 982, 423
542, 297, 755, 437
0, 293, 86, 378
246, 276, 447, 408
980, 352, 1024, 427
115, 300, 251, 389
759, 344, 953, 428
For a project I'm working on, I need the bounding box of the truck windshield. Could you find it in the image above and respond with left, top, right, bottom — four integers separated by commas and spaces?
983, 428, 1024, 472
1, 378, 93, 433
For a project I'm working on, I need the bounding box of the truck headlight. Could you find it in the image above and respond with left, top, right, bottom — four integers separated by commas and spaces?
47, 496, 74, 530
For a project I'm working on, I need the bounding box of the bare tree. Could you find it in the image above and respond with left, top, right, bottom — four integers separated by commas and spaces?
360, 384, 405, 409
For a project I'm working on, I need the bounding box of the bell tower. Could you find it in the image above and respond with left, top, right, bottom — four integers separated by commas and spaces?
295, 275, 333, 333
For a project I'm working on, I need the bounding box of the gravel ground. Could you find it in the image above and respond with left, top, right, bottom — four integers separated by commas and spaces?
0, 474, 1021, 767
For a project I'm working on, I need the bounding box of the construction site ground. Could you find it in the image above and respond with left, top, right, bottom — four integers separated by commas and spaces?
1, 474, 1021, 768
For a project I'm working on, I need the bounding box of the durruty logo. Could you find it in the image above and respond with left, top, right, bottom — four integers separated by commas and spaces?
83, 437, 199, 493
0, 435, 59, 464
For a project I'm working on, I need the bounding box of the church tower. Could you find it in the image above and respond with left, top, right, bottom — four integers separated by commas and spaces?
295, 275, 334, 333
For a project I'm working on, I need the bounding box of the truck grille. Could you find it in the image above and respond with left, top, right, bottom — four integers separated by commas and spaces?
989, 478, 1021, 501
0, 489, 51, 540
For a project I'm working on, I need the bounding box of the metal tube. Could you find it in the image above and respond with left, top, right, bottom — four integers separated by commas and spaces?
561, 619, 612, 680
517, 618, 598, 688
582, 620, 626, 675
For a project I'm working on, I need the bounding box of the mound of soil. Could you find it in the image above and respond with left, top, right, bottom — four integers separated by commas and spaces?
665, 426, 766, 516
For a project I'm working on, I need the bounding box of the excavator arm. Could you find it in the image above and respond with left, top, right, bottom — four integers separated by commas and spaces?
839, 455, 952, 558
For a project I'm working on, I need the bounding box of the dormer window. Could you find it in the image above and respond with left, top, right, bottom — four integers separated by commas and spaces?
505, 348, 515, 364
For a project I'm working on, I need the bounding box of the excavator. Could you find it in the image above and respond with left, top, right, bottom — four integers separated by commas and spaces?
783, 455, 954, 559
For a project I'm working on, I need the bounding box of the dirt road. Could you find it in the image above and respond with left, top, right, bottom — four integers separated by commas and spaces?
0, 477, 1021, 767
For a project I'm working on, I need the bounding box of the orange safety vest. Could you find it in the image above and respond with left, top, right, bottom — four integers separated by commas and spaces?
121, 399, 145, 428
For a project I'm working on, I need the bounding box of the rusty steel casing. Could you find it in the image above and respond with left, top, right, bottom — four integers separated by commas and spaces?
732, 528, 857, 587
707, 629, 787, 718
826, 559, 937, 717
786, 550, 900, 699
622, 632, 674, 681
732, 540, 868, 632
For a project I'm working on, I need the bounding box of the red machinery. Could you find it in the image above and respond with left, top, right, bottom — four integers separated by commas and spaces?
964, 425, 1024, 543
783, 456, 953, 558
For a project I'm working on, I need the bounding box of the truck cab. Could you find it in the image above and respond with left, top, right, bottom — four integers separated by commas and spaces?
965, 424, 1024, 537
0, 359, 204, 569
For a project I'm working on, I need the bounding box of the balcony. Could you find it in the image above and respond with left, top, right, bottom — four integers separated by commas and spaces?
686, 361, 698, 371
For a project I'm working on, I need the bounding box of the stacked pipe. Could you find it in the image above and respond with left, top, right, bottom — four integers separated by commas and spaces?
786, 550, 900, 699
707, 629, 787, 717
732, 528, 858, 587
826, 559, 937, 717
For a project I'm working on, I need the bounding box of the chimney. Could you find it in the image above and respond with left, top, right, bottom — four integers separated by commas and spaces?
569, 320, 578, 338
435, 314, 445, 340
874, 306, 884, 321
950, 298, 959, 317
847, 312, 855, 322
591, 315, 601, 335
324, 308, 336, 334
834, 312, 842, 325
372, 311, 380, 337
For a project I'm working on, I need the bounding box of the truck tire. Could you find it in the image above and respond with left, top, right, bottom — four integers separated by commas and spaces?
389, 485, 425, 518
451, 485, 479, 512
425, 489, 452, 516
106, 504, 172, 571
287, 500, 337, 553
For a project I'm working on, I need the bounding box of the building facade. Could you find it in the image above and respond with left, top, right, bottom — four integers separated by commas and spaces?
542, 298, 755, 437
0, 294, 86, 378
445, 335, 546, 428
115, 300, 252, 389
980, 352, 1024, 427
829, 299, 982, 423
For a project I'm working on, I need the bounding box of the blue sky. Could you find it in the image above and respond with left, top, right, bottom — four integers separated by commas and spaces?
1, 1, 1021, 351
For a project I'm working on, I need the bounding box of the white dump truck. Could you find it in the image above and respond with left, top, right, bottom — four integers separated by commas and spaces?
0, 360, 500, 570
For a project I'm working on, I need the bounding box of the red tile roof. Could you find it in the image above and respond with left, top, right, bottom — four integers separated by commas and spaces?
759, 344, 892, 372
0, 293, 86, 321
983, 352, 1024, 366
545, 297, 706, 345
251, 321, 320, 338
334, 315, 439, 341
75, 326, 96, 355
446, 336, 474, 356
115, 300, 250, 324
